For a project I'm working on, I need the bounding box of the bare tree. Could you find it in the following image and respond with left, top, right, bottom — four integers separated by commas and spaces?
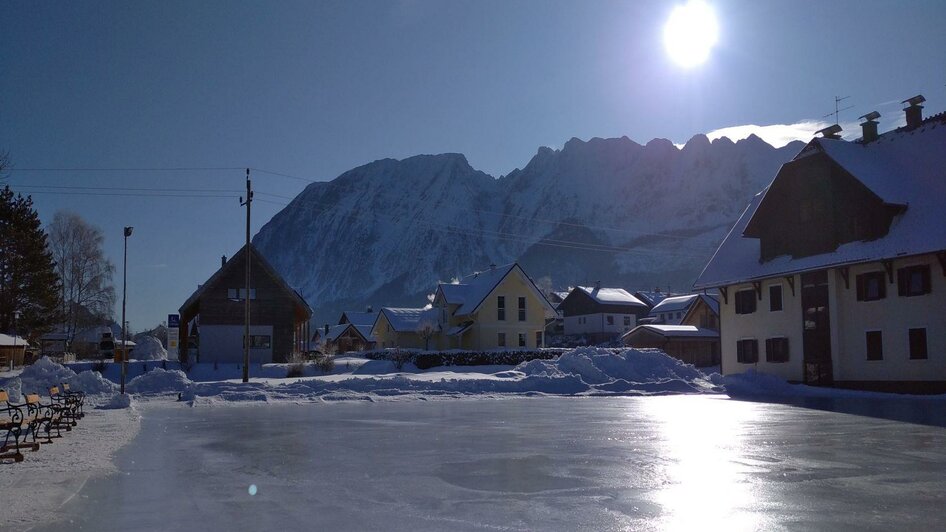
417, 319, 437, 351
48, 211, 116, 344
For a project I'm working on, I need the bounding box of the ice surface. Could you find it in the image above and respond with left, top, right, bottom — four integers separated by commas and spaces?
27, 396, 946, 532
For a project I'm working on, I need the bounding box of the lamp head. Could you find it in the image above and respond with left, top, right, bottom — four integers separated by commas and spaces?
124, 226, 134, 237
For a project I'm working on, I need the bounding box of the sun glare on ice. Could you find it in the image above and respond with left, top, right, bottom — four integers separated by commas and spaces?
663, 1, 719, 68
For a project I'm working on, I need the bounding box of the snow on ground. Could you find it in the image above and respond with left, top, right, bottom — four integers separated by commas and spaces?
721, 370, 946, 401
6, 351, 946, 409
180, 348, 724, 405
0, 405, 141, 530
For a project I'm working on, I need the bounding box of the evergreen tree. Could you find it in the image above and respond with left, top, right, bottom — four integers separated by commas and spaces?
0, 185, 61, 335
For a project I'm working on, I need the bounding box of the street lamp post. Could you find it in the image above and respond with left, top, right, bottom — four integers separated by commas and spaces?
11, 310, 20, 371
120, 226, 133, 395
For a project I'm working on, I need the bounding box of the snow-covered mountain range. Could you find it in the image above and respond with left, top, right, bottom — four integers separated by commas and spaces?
253, 134, 804, 325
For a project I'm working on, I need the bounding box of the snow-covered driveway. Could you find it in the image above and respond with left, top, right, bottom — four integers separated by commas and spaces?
26, 395, 946, 532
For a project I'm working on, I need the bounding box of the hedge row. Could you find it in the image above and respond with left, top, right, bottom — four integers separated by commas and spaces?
363, 348, 570, 370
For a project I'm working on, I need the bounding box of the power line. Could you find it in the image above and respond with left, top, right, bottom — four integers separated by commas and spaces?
9, 166, 244, 172
12, 190, 240, 199
7, 163, 726, 246
7, 183, 242, 194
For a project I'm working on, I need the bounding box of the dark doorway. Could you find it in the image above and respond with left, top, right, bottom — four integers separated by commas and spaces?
801, 271, 833, 385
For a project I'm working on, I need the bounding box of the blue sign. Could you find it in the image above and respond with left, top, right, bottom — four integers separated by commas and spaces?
168, 314, 180, 328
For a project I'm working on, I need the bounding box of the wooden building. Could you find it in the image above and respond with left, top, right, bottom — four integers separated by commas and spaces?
694, 97, 946, 391
0, 333, 29, 367
179, 244, 312, 364
622, 295, 720, 367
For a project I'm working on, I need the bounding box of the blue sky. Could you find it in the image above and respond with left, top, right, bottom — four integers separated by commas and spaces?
1, 0, 944, 329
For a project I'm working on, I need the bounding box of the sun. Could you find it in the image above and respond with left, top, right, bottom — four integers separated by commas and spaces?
663, 1, 719, 68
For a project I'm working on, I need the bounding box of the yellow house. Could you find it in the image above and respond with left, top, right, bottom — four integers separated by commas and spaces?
433, 263, 556, 350
372, 308, 438, 349
371, 263, 557, 351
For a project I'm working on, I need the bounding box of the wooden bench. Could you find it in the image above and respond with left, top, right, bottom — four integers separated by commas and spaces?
1, 390, 39, 463
23, 393, 69, 443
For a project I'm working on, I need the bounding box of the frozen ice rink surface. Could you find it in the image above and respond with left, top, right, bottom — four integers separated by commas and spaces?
31, 396, 946, 531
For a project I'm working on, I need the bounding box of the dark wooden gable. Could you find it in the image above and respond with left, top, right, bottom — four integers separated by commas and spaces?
559, 288, 649, 318
744, 151, 903, 262
180, 244, 310, 324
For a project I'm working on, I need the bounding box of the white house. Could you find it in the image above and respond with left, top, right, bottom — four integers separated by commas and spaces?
694, 96, 946, 392
559, 284, 650, 343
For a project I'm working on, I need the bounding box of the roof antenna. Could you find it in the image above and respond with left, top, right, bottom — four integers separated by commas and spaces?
822, 95, 853, 126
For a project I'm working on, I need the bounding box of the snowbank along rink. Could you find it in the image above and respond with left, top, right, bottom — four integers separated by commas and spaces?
3, 348, 946, 531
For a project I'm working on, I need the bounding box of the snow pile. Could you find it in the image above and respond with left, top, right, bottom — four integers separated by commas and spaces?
17, 356, 78, 395
3, 377, 23, 403
98, 393, 134, 409
126, 368, 191, 395
71, 370, 119, 395
516, 348, 716, 395
179, 348, 721, 404
11, 357, 118, 397
133, 335, 168, 361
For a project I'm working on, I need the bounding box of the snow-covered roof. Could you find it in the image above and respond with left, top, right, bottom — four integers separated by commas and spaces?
650, 294, 699, 314
695, 114, 946, 289
353, 324, 376, 342
323, 324, 350, 342
633, 291, 668, 307
445, 322, 474, 336
325, 323, 375, 343
437, 263, 556, 317
688, 294, 720, 316
622, 324, 719, 340
339, 311, 377, 327
377, 307, 438, 333
575, 286, 647, 307
0, 333, 29, 347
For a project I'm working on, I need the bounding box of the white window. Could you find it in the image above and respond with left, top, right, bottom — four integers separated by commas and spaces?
228, 288, 256, 300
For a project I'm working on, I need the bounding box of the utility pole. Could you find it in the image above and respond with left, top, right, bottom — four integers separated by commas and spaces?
240, 169, 253, 383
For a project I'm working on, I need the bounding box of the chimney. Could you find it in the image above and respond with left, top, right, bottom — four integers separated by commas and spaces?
221, 255, 227, 267
366, 305, 373, 313
489, 263, 496, 270
902, 95, 925, 130
859, 111, 881, 143
594, 280, 601, 291
815, 124, 843, 139
324, 324, 329, 335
